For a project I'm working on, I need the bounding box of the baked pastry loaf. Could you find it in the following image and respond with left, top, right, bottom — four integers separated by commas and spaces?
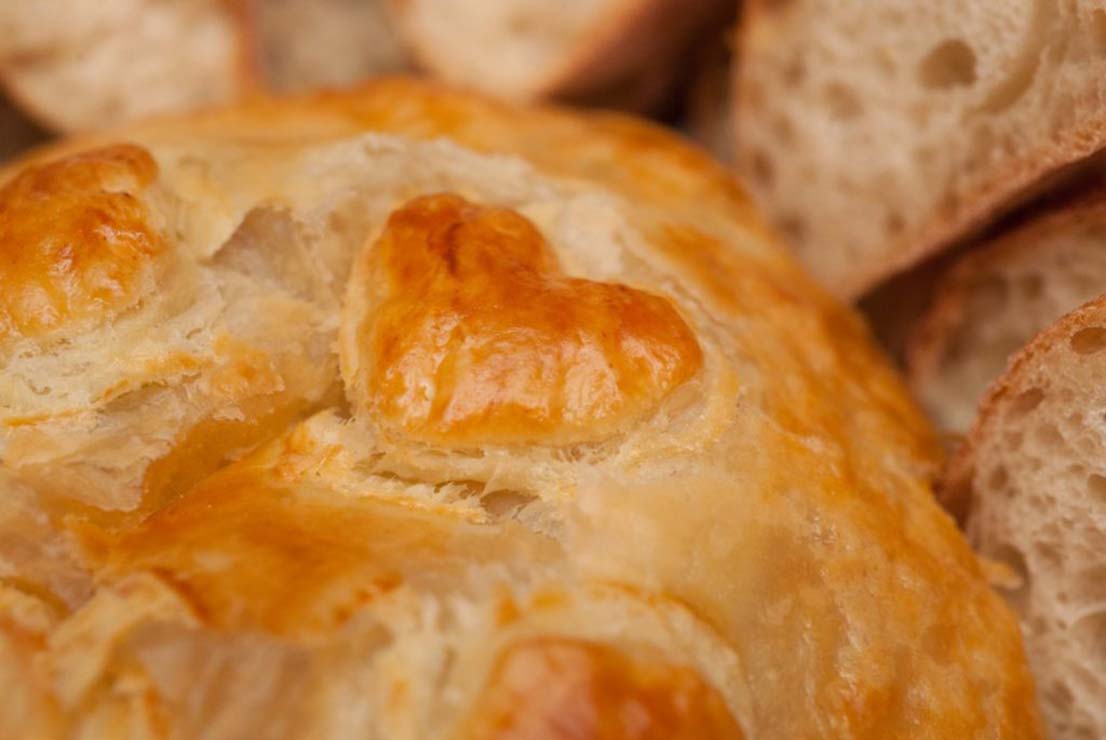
0, 0, 256, 132
946, 297, 1106, 738
909, 189, 1106, 434
735, 0, 1106, 298
389, 0, 729, 111
0, 78, 1041, 738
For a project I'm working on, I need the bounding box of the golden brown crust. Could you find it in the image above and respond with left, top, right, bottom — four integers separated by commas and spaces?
351, 194, 702, 446
464, 638, 744, 739
0, 79, 1040, 738
97, 436, 555, 638
0, 145, 162, 340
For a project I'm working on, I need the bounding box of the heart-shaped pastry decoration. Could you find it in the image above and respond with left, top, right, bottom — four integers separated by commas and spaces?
343, 194, 702, 446
0, 145, 164, 342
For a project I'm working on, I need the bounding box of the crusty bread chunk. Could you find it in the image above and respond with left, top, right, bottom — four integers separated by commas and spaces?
909, 191, 1106, 433
946, 296, 1106, 739
735, 0, 1106, 298
389, 0, 729, 110
0, 0, 254, 132
258, 0, 409, 92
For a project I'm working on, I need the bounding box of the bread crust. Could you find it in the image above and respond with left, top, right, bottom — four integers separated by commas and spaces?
908, 188, 1106, 436
0, 78, 1040, 738
943, 294, 1106, 737
944, 294, 1106, 517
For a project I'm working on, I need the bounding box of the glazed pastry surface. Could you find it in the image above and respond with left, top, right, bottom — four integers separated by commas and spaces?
0, 79, 1040, 738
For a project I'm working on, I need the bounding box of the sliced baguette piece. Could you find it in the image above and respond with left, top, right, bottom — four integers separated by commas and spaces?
908, 190, 1106, 434
257, 0, 409, 92
389, 0, 730, 111
0, 0, 257, 132
735, 0, 1106, 298
944, 296, 1106, 739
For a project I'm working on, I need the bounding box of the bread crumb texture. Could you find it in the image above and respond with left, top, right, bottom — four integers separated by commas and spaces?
952, 296, 1106, 739
736, 0, 1106, 296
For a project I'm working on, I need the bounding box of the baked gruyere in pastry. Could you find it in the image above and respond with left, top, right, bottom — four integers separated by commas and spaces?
0, 79, 1040, 738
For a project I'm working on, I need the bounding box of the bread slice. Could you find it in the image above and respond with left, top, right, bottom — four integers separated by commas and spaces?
0, 0, 257, 132
735, 0, 1106, 298
944, 296, 1106, 739
908, 190, 1106, 434
257, 0, 409, 92
389, 0, 730, 111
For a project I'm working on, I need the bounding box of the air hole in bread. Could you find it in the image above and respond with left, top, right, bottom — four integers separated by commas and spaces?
772, 114, 796, 145
1034, 540, 1062, 571
750, 150, 775, 186
884, 210, 905, 236
989, 543, 1030, 612
1035, 422, 1065, 450
1067, 463, 1088, 479
783, 58, 806, 86
1043, 679, 1075, 718
1008, 388, 1045, 419
1070, 326, 1106, 354
918, 39, 977, 89
824, 82, 862, 120
779, 214, 807, 244
988, 465, 1009, 491
1086, 474, 1106, 504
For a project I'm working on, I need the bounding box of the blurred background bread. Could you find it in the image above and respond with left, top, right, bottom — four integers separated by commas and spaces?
388, 0, 731, 111
257, 0, 409, 91
0, 0, 257, 132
